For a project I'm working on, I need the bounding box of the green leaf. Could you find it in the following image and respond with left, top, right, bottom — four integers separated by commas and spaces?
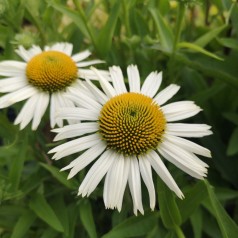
190, 209, 203, 238
149, 8, 174, 52
10, 210, 36, 238
29, 193, 64, 232
97, 1, 121, 56
40, 163, 77, 189
218, 37, 238, 51
102, 212, 159, 238
227, 127, 238, 156
177, 181, 207, 223
47, 0, 90, 39
194, 25, 227, 47
203, 181, 238, 238
177, 42, 223, 61
223, 112, 238, 126
157, 178, 182, 229
79, 199, 97, 238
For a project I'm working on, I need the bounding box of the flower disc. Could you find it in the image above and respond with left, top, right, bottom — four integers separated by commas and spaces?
26, 51, 78, 92
99, 92, 166, 156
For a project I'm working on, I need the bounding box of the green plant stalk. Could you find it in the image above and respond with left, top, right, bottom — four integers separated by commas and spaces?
72, 0, 98, 51
174, 225, 186, 238
172, 2, 186, 53
122, 0, 131, 37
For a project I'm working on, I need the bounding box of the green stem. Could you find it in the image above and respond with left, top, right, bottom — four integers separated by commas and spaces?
175, 225, 186, 238
172, 3, 186, 53
72, 0, 97, 51
122, 0, 131, 36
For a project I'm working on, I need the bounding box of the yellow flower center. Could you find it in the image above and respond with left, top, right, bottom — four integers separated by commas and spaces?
26, 51, 78, 92
99, 93, 166, 156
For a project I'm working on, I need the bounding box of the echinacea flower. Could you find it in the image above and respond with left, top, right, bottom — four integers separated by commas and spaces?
49, 65, 212, 215
0, 42, 106, 130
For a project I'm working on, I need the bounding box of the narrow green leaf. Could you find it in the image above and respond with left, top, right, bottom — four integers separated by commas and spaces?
157, 178, 182, 229
194, 25, 227, 47
149, 8, 174, 52
190, 209, 203, 238
218, 37, 238, 51
97, 1, 121, 56
227, 127, 238, 156
177, 181, 207, 223
9, 130, 28, 191
203, 181, 238, 238
177, 42, 223, 61
40, 163, 77, 189
102, 212, 159, 238
79, 200, 97, 238
29, 193, 64, 232
47, 0, 90, 39
10, 210, 36, 238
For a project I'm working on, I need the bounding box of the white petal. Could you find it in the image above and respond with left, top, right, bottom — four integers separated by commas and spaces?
0, 61, 26, 77
127, 65, 140, 93
158, 141, 208, 179
56, 107, 98, 121
79, 69, 111, 81
166, 123, 212, 137
91, 67, 116, 98
141, 71, 162, 97
138, 156, 156, 210
161, 101, 202, 122
79, 150, 114, 197
103, 153, 129, 211
66, 87, 101, 111
32, 92, 50, 130
109, 66, 127, 94
164, 134, 211, 158
76, 59, 105, 67
49, 133, 100, 160
47, 43, 73, 56
14, 94, 39, 129
0, 77, 27, 93
0, 85, 37, 108
146, 150, 184, 199
66, 140, 106, 178
72, 50, 91, 62
128, 157, 144, 215
15, 46, 37, 62
50, 93, 57, 128
53, 122, 98, 141
154, 84, 180, 105
84, 79, 108, 104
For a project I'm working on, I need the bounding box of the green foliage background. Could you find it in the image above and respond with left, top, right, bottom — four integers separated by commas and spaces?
0, 0, 238, 237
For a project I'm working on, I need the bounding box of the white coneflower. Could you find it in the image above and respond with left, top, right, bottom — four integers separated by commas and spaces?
49, 65, 212, 215
0, 42, 107, 130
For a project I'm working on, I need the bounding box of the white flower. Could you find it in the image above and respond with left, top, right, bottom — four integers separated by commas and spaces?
49, 65, 212, 215
0, 42, 107, 130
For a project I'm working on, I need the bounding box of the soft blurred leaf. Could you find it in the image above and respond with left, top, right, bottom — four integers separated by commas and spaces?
203, 181, 238, 238
194, 25, 227, 47
79, 199, 97, 238
190, 209, 203, 238
177, 181, 207, 223
29, 193, 64, 232
40, 163, 77, 189
102, 212, 159, 238
149, 8, 174, 52
97, 1, 121, 56
217, 37, 238, 51
177, 42, 223, 61
227, 127, 238, 156
157, 178, 182, 229
10, 210, 36, 238
223, 112, 238, 126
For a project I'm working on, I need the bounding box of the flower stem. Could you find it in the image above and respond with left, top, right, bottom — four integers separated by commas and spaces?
175, 225, 186, 238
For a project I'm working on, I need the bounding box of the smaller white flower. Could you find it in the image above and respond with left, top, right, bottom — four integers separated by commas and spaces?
49, 65, 212, 215
0, 42, 108, 130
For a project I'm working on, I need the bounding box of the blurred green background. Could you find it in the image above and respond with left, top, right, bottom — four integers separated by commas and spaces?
0, 0, 238, 237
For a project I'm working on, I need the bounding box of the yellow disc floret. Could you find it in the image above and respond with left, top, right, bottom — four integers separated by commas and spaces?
26, 51, 78, 92
99, 92, 166, 156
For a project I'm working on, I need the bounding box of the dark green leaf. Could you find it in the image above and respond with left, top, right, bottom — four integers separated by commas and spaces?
29, 193, 64, 232
227, 127, 238, 155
